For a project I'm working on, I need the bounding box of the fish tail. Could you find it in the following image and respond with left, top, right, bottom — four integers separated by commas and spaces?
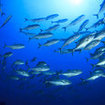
38, 43, 42, 48
80, 78, 85, 82
24, 18, 28, 22
72, 49, 75, 56
40, 29, 43, 32
25, 61, 29, 68
1, 12, 5, 16
93, 14, 99, 19
90, 53, 93, 57
101, 41, 105, 44
85, 57, 89, 62
62, 27, 67, 31
3, 43, 7, 48
85, 28, 88, 31
51, 21, 54, 23
91, 64, 95, 69
58, 48, 62, 54
28, 37, 32, 41
19, 28, 22, 32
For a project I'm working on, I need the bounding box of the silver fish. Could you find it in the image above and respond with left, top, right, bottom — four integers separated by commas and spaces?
51, 19, 68, 24
46, 14, 59, 20
4, 44, 25, 49
20, 24, 40, 31
24, 17, 46, 22
0, 15, 12, 28
38, 39, 60, 48
63, 15, 85, 31
84, 40, 101, 50
29, 32, 53, 40
46, 79, 71, 86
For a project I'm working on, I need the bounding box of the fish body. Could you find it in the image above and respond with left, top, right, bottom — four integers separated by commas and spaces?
39, 39, 60, 48
46, 14, 59, 20
0, 15, 12, 28
84, 40, 101, 50
4, 44, 25, 49
73, 34, 95, 51
24, 17, 46, 22
78, 19, 89, 32
63, 15, 85, 31
20, 24, 40, 31
29, 32, 53, 40
46, 79, 71, 86
16, 70, 30, 77
45, 24, 60, 32
13, 60, 25, 65
61, 34, 80, 49
60, 70, 82, 77
51, 19, 68, 24
3, 52, 13, 58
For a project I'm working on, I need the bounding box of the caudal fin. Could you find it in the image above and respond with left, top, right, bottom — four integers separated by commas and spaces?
38, 43, 42, 48
1, 12, 5, 16
51, 21, 54, 23
91, 64, 95, 69
72, 49, 75, 56
28, 37, 32, 41
85, 57, 89, 62
3, 43, 7, 48
24, 18, 28, 22
85, 28, 89, 31
93, 14, 99, 19
62, 27, 67, 31
19, 28, 22, 32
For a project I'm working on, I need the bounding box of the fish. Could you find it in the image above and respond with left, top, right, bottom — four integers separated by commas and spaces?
91, 58, 105, 68
36, 61, 48, 66
42, 71, 56, 75
63, 15, 85, 31
31, 57, 37, 62
73, 33, 95, 53
0, 15, 12, 29
46, 14, 59, 20
95, 46, 105, 53
38, 39, 60, 48
30, 65, 50, 72
3, 52, 13, 58
86, 51, 104, 61
4, 44, 25, 49
13, 60, 25, 65
24, 17, 46, 22
0, 8, 5, 16
51, 19, 68, 24
29, 32, 53, 40
54, 49, 81, 54
10, 76, 20, 80
86, 70, 104, 81
16, 70, 30, 77
84, 40, 101, 50
0, 1, 5, 16
60, 69, 82, 77
45, 79, 72, 86
86, 18, 105, 30
78, 19, 89, 32
20, 24, 40, 31
94, 0, 105, 18
94, 31, 105, 40
42, 24, 60, 32
60, 34, 81, 50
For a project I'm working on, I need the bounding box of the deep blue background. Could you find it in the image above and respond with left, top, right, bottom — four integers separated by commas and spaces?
0, 0, 105, 105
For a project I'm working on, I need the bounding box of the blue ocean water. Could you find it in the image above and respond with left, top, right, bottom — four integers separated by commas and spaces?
0, 0, 105, 105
